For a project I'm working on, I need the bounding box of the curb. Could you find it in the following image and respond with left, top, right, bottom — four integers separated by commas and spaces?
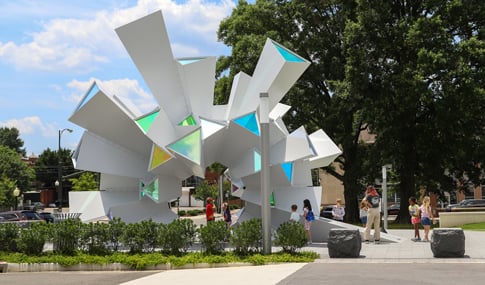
3, 262, 257, 273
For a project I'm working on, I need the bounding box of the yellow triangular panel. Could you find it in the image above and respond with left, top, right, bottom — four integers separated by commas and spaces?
150, 145, 172, 170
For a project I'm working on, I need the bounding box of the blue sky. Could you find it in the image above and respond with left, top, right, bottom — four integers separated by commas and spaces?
0, 0, 242, 156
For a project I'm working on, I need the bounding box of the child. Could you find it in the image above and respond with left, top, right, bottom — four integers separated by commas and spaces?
332, 198, 345, 221
420, 196, 434, 242
222, 202, 232, 227
408, 196, 421, 242
290, 204, 300, 222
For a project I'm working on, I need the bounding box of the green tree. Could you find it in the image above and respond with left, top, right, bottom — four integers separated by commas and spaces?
344, 0, 485, 221
34, 147, 75, 188
192, 180, 218, 205
0, 127, 26, 156
0, 145, 34, 208
69, 172, 99, 191
216, 0, 368, 222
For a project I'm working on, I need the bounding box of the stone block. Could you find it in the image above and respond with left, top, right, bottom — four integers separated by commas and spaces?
327, 229, 361, 258
0, 261, 7, 273
431, 228, 465, 258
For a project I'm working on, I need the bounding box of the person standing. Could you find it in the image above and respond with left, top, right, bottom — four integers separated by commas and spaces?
205, 197, 216, 223
359, 199, 368, 227
408, 196, 421, 241
419, 196, 434, 242
303, 199, 314, 244
222, 202, 232, 227
364, 185, 381, 244
332, 198, 345, 221
290, 204, 300, 222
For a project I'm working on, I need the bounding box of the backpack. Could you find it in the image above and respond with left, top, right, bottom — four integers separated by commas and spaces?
306, 210, 315, 221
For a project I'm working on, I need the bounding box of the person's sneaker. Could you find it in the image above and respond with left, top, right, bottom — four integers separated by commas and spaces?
374, 240, 380, 244
364, 240, 369, 244
416, 237, 421, 242
411, 237, 421, 242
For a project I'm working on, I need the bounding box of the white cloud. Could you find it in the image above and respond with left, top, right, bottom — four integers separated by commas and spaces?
0, 0, 235, 73
0, 116, 56, 138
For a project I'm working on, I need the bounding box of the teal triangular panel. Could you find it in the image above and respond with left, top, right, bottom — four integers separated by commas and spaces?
272, 41, 305, 62
281, 162, 293, 182
254, 150, 261, 172
167, 129, 201, 164
234, 113, 259, 136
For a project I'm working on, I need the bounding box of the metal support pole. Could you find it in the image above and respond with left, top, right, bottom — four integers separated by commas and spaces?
57, 130, 62, 212
260, 92, 271, 254
382, 165, 388, 231
57, 128, 72, 213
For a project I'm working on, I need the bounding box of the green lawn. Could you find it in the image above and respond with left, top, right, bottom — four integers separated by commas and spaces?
461, 222, 485, 231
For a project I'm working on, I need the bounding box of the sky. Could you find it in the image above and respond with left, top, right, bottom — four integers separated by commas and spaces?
0, 0, 245, 156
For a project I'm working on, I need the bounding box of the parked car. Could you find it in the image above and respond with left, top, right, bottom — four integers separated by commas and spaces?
0, 210, 42, 221
38, 212, 55, 223
387, 204, 400, 215
24, 202, 45, 211
446, 199, 485, 210
320, 206, 333, 219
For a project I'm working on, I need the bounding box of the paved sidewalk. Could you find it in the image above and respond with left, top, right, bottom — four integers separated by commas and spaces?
121, 229, 485, 285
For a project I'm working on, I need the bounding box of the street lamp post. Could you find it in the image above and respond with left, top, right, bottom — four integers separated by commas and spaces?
57, 128, 73, 212
13, 187, 20, 210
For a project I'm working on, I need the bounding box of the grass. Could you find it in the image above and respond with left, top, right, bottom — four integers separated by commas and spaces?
0, 251, 319, 270
461, 222, 485, 231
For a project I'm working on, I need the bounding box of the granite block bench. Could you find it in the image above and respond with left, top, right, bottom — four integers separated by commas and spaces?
431, 228, 465, 258
0, 261, 7, 273
327, 229, 361, 258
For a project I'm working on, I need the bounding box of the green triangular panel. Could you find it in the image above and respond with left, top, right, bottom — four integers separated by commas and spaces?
178, 114, 197, 126
136, 110, 159, 133
150, 145, 172, 170
76, 82, 100, 112
143, 179, 159, 202
168, 129, 201, 164
272, 41, 305, 62
254, 150, 261, 172
234, 113, 259, 136
281, 162, 293, 182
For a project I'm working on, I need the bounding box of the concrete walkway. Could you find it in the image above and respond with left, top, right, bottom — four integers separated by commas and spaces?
120, 229, 485, 285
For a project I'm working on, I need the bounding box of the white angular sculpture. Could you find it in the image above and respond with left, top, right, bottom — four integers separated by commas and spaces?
68, 10, 341, 226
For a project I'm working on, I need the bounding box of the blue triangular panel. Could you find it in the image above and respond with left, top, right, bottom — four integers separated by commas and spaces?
272, 41, 305, 62
234, 113, 260, 136
281, 162, 293, 182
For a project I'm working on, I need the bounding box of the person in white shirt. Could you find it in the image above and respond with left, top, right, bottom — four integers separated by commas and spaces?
289, 204, 300, 222
332, 198, 345, 221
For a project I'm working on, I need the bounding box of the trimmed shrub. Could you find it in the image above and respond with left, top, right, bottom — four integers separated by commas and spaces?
16, 222, 49, 255
159, 219, 197, 255
79, 222, 110, 255
107, 218, 125, 252
121, 219, 159, 254
50, 218, 83, 255
178, 210, 186, 216
0, 222, 19, 252
230, 218, 262, 255
198, 221, 228, 254
274, 221, 307, 254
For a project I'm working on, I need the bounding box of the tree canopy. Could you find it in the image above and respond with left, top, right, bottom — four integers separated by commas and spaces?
34, 147, 75, 189
0, 145, 34, 208
216, 0, 485, 223
0, 127, 26, 156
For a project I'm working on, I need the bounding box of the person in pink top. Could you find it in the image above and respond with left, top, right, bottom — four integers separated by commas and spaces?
419, 196, 434, 242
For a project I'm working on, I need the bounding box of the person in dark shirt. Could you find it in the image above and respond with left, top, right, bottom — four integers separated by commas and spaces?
363, 185, 380, 243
